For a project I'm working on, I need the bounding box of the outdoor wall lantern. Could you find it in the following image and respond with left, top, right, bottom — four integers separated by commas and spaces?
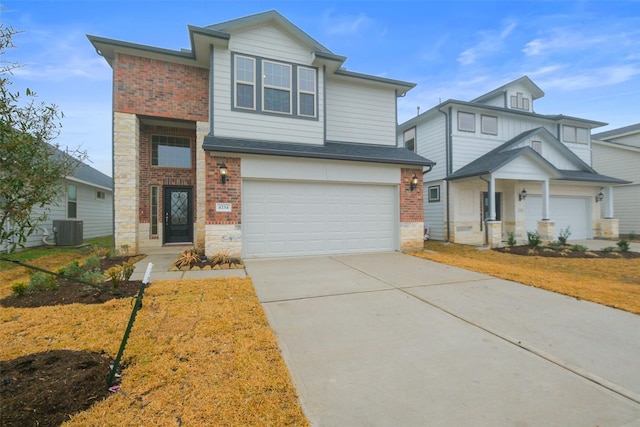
519, 188, 528, 201
219, 163, 228, 184
595, 188, 604, 203
410, 174, 419, 191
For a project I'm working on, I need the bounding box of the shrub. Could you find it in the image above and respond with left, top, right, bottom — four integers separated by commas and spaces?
547, 241, 564, 250
60, 260, 83, 278
628, 231, 637, 241
11, 282, 29, 296
558, 226, 571, 245
526, 231, 542, 248
93, 244, 111, 258
122, 261, 135, 281
175, 248, 201, 269
83, 255, 102, 272
28, 272, 59, 292
617, 240, 630, 252
570, 244, 588, 252
104, 266, 123, 289
81, 270, 104, 285
506, 232, 516, 246
211, 249, 232, 266
603, 246, 617, 252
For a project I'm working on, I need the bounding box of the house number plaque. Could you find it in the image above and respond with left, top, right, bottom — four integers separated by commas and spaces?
216, 203, 232, 212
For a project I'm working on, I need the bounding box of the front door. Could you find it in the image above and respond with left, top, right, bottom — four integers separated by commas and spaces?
163, 187, 193, 244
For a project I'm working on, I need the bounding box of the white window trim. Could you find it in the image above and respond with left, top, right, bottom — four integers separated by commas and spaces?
458, 111, 475, 132
262, 60, 292, 115
68, 184, 77, 219
563, 125, 589, 144
297, 66, 316, 118
234, 55, 256, 111
428, 185, 440, 202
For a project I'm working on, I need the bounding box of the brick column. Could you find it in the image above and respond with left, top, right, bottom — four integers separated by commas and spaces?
400, 168, 424, 250
113, 112, 139, 255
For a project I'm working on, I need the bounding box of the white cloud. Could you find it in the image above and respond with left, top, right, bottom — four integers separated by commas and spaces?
322, 10, 374, 36
539, 65, 640, 91
457, 19, 517, 66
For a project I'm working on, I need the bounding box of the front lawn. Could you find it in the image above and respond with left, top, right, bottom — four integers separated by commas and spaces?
413, 241, 640, 315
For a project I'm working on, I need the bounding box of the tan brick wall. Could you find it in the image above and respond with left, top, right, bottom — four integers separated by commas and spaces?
113, 112, 139, 254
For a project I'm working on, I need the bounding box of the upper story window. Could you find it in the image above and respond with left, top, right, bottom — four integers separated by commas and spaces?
96, 190, 106, 200
298, 67, 316, 117
403, 127, 416, 152
481, 115, 498, 135
510, 92, 530, 111
532, 140, 542, 154
562, 125, 589, 144
263, 61, 291, 114
458, 111, 475, 132
152, 135, 191, 168
234, 56, 256, 110
232, 53, 318, 119
67, 184, 77, 219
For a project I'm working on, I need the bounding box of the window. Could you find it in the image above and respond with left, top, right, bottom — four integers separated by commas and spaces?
403, 127, 416, 152
151, 186, 159, 236
298, 67, 316, 117
562, 125, 589, 144
532, 140, 542, 154
96, 190, 106, 200
152, 136, 191, 168
458, 112, 475, 132
263, 61, 292, 114
510, 92, 530, 111
428, 185, 440, 202
68, 184, 77, 219
235, 56, 255, 109
481, 115, 498, 135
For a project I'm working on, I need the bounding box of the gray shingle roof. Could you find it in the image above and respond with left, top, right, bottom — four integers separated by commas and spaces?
53, 146, 113, 190
592, 123, 640, 140
202, 136, 436, 167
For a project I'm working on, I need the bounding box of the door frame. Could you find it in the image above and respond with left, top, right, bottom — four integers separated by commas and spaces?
163, 186, 194, 244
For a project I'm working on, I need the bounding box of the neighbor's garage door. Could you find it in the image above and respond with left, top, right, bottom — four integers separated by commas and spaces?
243, 181, 397, 258
525, 196, 591, 239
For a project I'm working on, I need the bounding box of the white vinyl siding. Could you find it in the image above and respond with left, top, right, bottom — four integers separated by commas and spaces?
325, 79, 396, 145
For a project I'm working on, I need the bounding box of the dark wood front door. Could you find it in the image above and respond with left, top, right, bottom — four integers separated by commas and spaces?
163, 187, 193, 244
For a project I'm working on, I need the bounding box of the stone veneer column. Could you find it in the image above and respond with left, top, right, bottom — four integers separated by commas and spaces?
595, 218, 619, 239
113, 112, 139, 255
486, 221, 502, 247
195, 121, 209, 251
537, 220, 555, 242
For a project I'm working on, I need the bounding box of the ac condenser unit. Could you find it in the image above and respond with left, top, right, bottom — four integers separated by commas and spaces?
53, 220, 83, 246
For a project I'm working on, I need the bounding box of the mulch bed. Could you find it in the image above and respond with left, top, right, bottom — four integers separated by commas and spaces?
1, 255, 143, 426
493, 245, 640, 258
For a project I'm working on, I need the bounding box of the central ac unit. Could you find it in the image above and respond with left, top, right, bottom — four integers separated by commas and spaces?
53, 220, 83, 246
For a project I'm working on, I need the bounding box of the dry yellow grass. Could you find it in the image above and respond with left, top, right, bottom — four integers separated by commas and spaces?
1, 273, 309, 426
412, 241, 640, 315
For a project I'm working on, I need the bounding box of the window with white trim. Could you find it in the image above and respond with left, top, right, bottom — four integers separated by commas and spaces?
403, 127, 416, 152
562, 125, 589, 144
532, 140, 542, 154
298, 67, 316, 117
458, 112, 475, 132
96, 190, 106, 200
510, 92, 530, 111
68, 184, 77, 219
428, 185, 440, 202
481, 115, 497, 135
263, 61, 292, 114
235, 56, 256, 110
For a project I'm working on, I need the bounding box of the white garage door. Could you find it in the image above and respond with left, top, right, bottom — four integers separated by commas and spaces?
525, 196, 591, 239
243, 181, 397, 258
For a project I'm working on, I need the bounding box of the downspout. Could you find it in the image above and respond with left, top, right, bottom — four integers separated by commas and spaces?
437, 103, 452, 241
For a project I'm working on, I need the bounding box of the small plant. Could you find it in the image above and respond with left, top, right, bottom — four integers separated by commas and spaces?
60, 260, 83, 278
617, 239, 630, 252
546, 241, 564, 250
570, 244, 588, 252
83, 255, 102, 272
603, 246, 617, 252
11, 282, 29, 296
628, 231, 637, 241
558, 226, 571, 245
92, 244, 111, 258
81, 270, 105, 285
211, 249, 231, 266
506, 232, 516, 246
526, 231, 541, 248
175, 248, 201, 269
28, 272, 59, 292
121, 261, 135, 281
104, 266, 124, 289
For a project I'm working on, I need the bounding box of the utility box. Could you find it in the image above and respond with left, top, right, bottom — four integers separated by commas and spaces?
53, 220, 83, 246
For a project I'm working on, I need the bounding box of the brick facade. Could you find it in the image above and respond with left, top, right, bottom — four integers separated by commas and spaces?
205, 156, 242, 225
400, 168, 423, 223
113, 53, 209, 121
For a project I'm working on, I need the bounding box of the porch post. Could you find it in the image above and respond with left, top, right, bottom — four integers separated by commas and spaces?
605, 186, 614, 219
542, 180, 550, 220
488, 175, 496, 221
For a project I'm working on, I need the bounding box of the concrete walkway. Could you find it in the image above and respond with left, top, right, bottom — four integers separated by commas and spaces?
246, 253, 640, 427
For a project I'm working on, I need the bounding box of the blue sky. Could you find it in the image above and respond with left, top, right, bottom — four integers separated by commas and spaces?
3, 0, 640, 176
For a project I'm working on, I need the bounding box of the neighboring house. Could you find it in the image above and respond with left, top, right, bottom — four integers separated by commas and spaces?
1, 149, 113, 251
88, 10, 434, 258
398, 76, 628, 247
592, 124, 640, 236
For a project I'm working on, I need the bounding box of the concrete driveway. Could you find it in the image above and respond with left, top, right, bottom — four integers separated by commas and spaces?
245, 253, 640, 427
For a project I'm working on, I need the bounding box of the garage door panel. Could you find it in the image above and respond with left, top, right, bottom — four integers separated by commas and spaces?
244, 181, 397, 257
525, 196, 591, 239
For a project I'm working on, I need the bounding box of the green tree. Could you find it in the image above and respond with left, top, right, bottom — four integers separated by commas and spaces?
1, 24, 87, 252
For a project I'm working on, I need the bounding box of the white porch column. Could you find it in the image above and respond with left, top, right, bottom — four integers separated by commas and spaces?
488, 175, 496, 221
542, 180, 550, 220
605, 186, 614, 219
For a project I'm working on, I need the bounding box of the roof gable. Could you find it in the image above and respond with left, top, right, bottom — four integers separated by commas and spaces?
472, 76, 545, 105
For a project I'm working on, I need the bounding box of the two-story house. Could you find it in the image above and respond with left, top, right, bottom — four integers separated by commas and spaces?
398, 76, 628, 247
592, 124, 640, 236
88, 10, 434, 258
